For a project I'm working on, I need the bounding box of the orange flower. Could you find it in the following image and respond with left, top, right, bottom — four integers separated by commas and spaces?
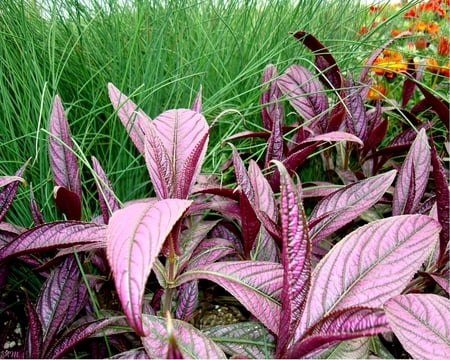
437, 36, 450, 56
404, 8, 417, 18
391, 28, 403, 37
438, 61, 450, 77
418, 0, 446, 17
369, 50, 408, 78
426, 22, 439, 34
413, 21, 427, 32
367, 83, 387, 100
425, 57, 440, 73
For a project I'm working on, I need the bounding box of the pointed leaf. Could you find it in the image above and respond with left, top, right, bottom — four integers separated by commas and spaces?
302, 131, 364, 147
430, 137, 449, 267
108, 83, 149, 153
315, 337, 370, 359
203, 322, 276, 358
145, 109, 209, 199
289, 307, 388, 358
384, 294, 450, 360
92, 156, 121, 224
53, 186, 82, 220
191, 86, 202, 113
141, 314, 226, 359
0, 161, 28, 222
0, 221, 106, 261
343, 76, 368, 142
175, 280, 199, 322
107, 199, 192, 335
36, 255, 89, 352
273, 161, 310, 357
24, 292, 43, 359
416, 83, 450, 131
277, 64, 328, 127
309, 170, 396, 244
393, 129, 430, 215
29, 184, 45, 225
298, 215, 440, 339
0, 176, 25, 188
177, 261, 282, 334
45, 317, 124, 359
49, 95, 82, 198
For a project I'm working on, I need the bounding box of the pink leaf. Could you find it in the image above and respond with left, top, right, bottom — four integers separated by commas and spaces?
274, 161, 311, 357
191, 86, 202, 113
108, 83, 149, 154
384, 294, 450, 360
141, 314, 226, 358
177, 261, 282, 334
106, 199, 192, 335
393, 128, 430, 215
145, 109, 209, 199
49, 95, 82, 198
301, 131, 364, 147
0, 221, 106, 261
277, 64, 328, 128
0, 160, 28, 222
297, 215, 441, 339
309, 170, 396, 244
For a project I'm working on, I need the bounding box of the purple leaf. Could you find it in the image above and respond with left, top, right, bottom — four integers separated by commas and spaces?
106, 199, 192, 336
309, 170, 396, 244
289, 307, 388, 358
343, 75, 368, 142
384, 294, 450, 360
145, 109, 209, 199
191, 86, 202, 113
91, 156, 121, 224
187, 238, 236, 269
415, 83, 449, 131
203, 322, 276, 358
291, 31, 342, 90
45, 317, 124, 359
430, 137, 449, 267
29, 184, 45, 225
24, 292, 43, 359
53, 186, 82, 220
260, 64, 280, 130
277, 64, 328, 128
36, 255, 89, 352
313, 338, 370, 359
49, 95, 82, 198
297, 215, 441, 340
108, 83, 149, 153
393, 129, 430, 215
273, 161, 310, 357
0, 221, 106, 261
175, 280, 199, 322
141, 314, 226, 358
178, 261, 282, 334
0, 161, 28, 222
248, 161, 277, 220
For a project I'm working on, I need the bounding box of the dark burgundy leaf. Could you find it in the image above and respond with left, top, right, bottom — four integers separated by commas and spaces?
29, 184, 45, 225
430, 137, 449, 267
223, 130, 270, 143
239, 192, 261, 259
401, 60, 423, 108
291, 31, 342, 89
53, 186, 82, 220
415, 84, 449, 131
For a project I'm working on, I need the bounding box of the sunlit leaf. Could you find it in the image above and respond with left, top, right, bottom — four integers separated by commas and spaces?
384, 294, 450, 360
107, 199, 191, 335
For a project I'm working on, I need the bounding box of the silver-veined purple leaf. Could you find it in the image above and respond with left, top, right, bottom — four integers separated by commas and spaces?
45, 317, 125, 359
297, 215, 441, 340
176, 261, 282, 334
24, 292, 43, 359
273, 161, 310, 357
309, 170, 396, 244
107, 199, 192, 336
0, 221, 106, 261
384, 294, 450, 360
36, 255, 88, 352
0, 176, 26, 188
187, 238, 236, 269
91, 156, 121, 224
141, 314, 226, 359
49, 95, 82, 198
175, 280, 198, 322
393, 128, 430, 216
289, 307, 388, 358
277, 64, 328, 127
248, 160, 277, 220
203, 322, 276, 358
260, 63, 280, 131
108, 83, 149, 154
145, 109, 209, 199
343, 76, 368, 142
